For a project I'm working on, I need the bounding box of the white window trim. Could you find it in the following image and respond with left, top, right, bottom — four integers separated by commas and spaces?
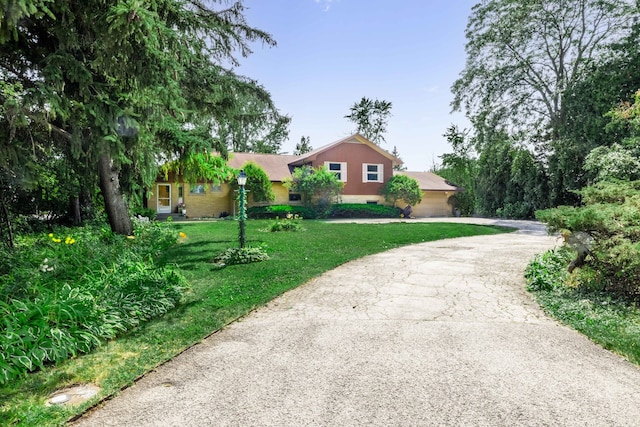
362, 163, 384, 183
325, 161, 347, 182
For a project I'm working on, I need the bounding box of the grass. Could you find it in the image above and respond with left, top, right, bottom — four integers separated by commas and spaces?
526, 247, 640, 367
0, 220, 511, 426
531, 285, 640, 366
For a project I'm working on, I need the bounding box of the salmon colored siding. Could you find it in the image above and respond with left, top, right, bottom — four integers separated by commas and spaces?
312, 143, 393, 196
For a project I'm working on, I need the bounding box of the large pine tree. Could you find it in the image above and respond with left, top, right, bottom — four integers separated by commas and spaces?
0, 0, 276, 234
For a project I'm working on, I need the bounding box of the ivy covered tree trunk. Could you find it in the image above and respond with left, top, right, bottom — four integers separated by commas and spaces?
98, 154, 132, 235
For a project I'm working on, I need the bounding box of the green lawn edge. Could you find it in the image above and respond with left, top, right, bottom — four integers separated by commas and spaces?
1, 221, 512, 426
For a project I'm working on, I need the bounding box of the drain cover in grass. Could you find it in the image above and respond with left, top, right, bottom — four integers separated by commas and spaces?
46, 384, 100, 406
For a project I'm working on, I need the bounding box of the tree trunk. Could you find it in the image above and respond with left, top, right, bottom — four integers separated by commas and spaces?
0, 197, 14, 249
71, 196, 81, 224
98, 153, 133, 235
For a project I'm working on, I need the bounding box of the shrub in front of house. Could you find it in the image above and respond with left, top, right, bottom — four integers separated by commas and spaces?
328, 203, 402, 218
247, 205, 317, 219
248, 203, 402, 219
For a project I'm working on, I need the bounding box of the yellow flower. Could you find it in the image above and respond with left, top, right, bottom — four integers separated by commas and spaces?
48, 233, 53, 238
52, 238, 61, 243
127, 235, 135, 239
65, 237, 76, 245
179, 232, 187, 238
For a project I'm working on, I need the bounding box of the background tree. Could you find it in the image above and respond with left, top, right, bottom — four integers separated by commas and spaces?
0, 0, 277, 236
217, 87, 291, 154
390, 146, 407, 171
549, 18, 640, 204
344, 97, 392, 145
283, 166, 344, 215
294, 136, 313, 155
434, 125, 477, 216
380, 175, 422, 207
452, 0, 634, 148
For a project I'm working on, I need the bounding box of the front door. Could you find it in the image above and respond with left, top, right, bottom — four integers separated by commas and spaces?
157, 184, 172, 214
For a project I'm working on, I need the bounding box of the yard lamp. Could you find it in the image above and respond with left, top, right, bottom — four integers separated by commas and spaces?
237, 170, 247, 248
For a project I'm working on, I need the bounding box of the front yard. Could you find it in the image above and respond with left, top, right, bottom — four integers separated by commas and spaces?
1, 220, 510, 426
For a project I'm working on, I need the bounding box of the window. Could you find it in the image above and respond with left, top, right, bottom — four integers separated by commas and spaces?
289, 193, 301, 202
189, 184, 205, 194
325, 162, 347, 182
362, 163, 383, 183
189, 183, 221, 194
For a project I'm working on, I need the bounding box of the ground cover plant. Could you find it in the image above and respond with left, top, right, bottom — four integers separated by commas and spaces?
527, 180, 640, 367
1, 220, 510, 426
0, 220, 188, 386
525, 247, 640, 366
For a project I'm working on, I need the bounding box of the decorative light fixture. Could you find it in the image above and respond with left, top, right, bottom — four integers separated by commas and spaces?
237, 169, 247, 186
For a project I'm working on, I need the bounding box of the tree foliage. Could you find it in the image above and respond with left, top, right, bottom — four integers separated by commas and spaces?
473, 131, 548, 218
344, 97, 392, 145
537, 180, 640, 297
0, 0, 278, 237
283, 166, 344, 214
217, 89, 291, 154
434, 125, 477, 216
452, 0, 635, 145
294, 136, 313, 155
380, 175, 422, 207
238, 162, 275, 203
390, 146, 407, 171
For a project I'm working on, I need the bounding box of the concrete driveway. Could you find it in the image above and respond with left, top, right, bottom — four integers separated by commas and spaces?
74, 220, 640, 426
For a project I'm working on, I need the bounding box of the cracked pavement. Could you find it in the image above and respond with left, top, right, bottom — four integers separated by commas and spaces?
74, 219, 640, 426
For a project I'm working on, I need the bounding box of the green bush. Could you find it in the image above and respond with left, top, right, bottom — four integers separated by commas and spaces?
247, 205, 317, 219
329, 203, 401, 218
212, 246, 269, 267
131, 207, 157, 220
268, 214, 304, 232
0, 221, 188, 385
247, 203, 403, 219
536, 180, 640, 297
496, 201, 535, 219
380, 174, 423, 206
525, 247, 572, 291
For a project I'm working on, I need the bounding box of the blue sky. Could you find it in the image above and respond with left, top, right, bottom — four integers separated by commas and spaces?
235, 0, 476, 171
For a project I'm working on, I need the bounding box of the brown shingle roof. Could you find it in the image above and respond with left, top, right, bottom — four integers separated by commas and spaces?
289, 134, 402, 167
227, 152, 299, 182
395, 171, 460, 192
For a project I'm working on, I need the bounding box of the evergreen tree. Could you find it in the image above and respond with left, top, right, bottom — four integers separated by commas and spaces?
0, 0, 276, 235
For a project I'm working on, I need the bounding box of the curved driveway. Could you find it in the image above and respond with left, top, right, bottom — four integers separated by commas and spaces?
75, 219, 640, 426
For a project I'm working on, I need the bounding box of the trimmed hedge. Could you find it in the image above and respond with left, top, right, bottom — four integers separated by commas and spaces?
328, 203, 402, 218
247, 204, 402, 219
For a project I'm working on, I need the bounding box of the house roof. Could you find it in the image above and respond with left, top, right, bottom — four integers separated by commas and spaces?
227, 152, 299, 182
395, 171, 460, 192
289, 134, 402, 167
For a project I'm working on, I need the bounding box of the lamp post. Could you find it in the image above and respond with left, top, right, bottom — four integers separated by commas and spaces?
237, 170, 247, 248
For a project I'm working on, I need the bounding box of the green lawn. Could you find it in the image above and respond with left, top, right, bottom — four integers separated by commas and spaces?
1, 220, 511, 426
